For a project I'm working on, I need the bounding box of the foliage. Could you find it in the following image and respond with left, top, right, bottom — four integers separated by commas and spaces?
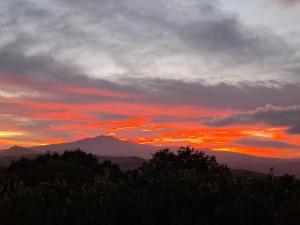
0, 147, 300, 225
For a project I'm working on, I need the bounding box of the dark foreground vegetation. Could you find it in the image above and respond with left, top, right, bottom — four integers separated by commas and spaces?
0, 147, 300, 225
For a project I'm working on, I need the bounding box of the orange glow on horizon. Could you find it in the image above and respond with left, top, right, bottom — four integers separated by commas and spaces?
1, 77, 300, 158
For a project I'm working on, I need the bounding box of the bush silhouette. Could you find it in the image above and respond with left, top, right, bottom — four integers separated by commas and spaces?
0, 147, 300, 225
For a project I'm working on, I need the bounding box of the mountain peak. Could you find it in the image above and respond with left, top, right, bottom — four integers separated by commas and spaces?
83, 135, 120, 143
27, 135, 156, 158
94, 135, 118, 140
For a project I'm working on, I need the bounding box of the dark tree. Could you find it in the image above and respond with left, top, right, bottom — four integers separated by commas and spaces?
0, 148, 300, 225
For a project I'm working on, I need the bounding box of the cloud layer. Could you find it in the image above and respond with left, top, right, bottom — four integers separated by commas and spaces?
0, 0, 299, 82
1, 0, 300, 157
204, 105, 300, 134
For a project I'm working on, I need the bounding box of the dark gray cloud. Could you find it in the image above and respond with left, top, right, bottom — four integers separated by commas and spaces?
0, 39, 83, 81
135, 79, 300, 110
235, 138, 300, 149
204, 105, 300, 134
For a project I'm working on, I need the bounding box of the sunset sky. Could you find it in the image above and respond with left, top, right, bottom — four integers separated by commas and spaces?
1, 0, 300, 158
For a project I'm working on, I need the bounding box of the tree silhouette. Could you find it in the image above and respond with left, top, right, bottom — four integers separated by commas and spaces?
0, 148, 299, 225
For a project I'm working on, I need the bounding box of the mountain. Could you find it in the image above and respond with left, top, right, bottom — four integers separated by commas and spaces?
0, 136, 154, 170
30, 135, 157, 158
1, 135, 300, 177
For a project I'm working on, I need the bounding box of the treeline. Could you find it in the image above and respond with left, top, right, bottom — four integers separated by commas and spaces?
0, 147, 300, 225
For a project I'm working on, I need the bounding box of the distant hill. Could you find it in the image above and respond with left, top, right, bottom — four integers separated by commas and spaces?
96, 156, 147, 171
0, 146, 40, 157
231, 169, 267, 179
203, 149, 300, 177
1, 135, 300, 177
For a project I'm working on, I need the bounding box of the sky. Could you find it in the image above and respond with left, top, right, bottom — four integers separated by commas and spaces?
1, 0, 300, 158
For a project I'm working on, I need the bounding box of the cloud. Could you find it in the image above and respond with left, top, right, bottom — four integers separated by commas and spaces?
0, 31, 296, 112
274, 0, 300, 8
134, 79, 300, 110
0, 0, 299, 81
1, 41, 300, 112
235, 138, 300, 149
0, 39, 83, 82
58, 0, 297, 79
204, 105, 300, 134
1, 0, 300, 154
